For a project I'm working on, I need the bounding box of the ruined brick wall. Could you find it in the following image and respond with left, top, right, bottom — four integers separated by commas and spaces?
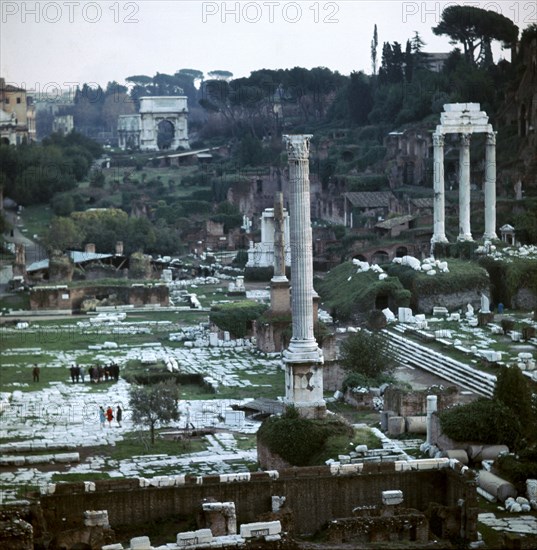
383, 388, 458, 417
30, 285, 169, 311
40, 465, 477, 539
415, 289, 488, 314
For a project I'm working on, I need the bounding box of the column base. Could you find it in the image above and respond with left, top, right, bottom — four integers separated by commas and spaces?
482, 232, 498, 241
431, 235, 448, 244
283, 398, 326, 419
284, 342, 324, 364
457, 234, 473, 242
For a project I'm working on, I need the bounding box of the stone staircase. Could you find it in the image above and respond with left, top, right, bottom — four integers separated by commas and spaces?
383, 327, 496, 397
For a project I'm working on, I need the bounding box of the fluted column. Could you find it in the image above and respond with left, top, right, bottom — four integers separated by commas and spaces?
458, 133, 473, 241
483, 131, 498, 240
282, 134, 324, 418
270, 192, 290, 315
431, 133, 448, 245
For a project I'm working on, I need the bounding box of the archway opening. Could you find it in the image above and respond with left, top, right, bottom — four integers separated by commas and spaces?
157, 119, 175, 150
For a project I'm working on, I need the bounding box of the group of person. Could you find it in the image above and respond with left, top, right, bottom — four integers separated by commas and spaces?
69, 363, 120, 383
99, 405, 122, 428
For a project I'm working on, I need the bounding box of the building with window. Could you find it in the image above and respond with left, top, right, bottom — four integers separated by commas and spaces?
0, 78, 36, 144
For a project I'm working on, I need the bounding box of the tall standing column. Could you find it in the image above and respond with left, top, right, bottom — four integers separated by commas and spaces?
483, 131, 498, 240
458, 133, 473, 241
282, 135, 325, 419
431, 132, 448, 247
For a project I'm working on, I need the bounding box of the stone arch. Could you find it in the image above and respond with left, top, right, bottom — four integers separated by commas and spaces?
371, 250, 389, 264
353, 254, 368, 262
395, 246, 408, 257
157, 119, 175, 150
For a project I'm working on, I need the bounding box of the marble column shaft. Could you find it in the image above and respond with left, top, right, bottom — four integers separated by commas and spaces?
432, 133, 447, 244
284, 135, 317, 352
484, 131, 498, 240
282, 134, 324, 417
272, 192, 287, 281
458, 133, 472, 241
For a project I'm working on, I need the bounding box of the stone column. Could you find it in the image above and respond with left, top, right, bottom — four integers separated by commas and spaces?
282, 135, 325, 418
483, 131, 498, 240
457, 133, 473, 241
270, 192, 290, 315
431, 133, 448, 246
426, 395, 438, 445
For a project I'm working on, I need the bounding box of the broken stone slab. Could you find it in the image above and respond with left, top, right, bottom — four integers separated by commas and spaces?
130, 536, 151, 550
382, 490, 403, 506
240, 520, 281, 538
176, 528, 213, 546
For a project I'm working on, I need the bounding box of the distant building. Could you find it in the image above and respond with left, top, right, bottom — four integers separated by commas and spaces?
118, 96, 189, 151
343, 191, 399, 229
52, 114, 74, 135
422, 52, 450, 73
0, 77, 36, 144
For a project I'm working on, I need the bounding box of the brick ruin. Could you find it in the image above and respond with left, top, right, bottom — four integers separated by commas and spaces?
2, 460, 478, 549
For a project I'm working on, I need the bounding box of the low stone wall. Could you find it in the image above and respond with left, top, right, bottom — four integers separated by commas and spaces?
29, 284, 169, 311
384, 387, 458, 417
39, 463, 478, 542
415, 289, 488, 314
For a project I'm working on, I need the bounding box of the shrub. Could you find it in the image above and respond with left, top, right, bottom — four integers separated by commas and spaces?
209, 300, 267, 338
438, 398, 524, 450
257, 407, 353, 466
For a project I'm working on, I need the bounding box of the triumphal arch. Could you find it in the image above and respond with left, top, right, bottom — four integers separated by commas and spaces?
431, 103, 497, 246
118, 96, 189, 151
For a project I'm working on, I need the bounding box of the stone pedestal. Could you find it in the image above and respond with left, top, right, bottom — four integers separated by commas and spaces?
282, 135, 325, 418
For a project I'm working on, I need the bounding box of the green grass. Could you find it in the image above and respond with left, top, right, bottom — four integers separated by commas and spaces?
234, 435, 257, 451
18, 204, 53, 240
327, 401, 380, 425
309, 426, 382, 465
51, 472, 111, 482
104, 430, 209, 461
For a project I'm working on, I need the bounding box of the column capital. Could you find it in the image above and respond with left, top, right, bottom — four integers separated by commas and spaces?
460, 133, 471, 146
486, 131, 497, 145
433, 133, 444, 147
283, 134, 313, 161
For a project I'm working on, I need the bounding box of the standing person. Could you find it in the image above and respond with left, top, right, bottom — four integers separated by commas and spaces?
70, 364, 76, 383
116, 405, 122, 427
32, 364, 40, 382
75, 365, 80, 383
99, 406, 105, 429
106, 406, 114, 427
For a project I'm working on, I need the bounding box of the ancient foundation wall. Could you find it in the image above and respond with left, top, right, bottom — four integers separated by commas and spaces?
40, 465, 477, 539
29, 285, 169, 311
415, 289, 488, 314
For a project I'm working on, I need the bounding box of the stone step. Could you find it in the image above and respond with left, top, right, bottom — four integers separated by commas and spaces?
383, 329, 495, 397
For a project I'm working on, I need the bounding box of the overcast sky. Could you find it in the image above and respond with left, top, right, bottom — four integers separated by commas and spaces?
1, 0, 532, 93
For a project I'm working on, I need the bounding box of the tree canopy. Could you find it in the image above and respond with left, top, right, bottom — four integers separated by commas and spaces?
433, 6, 518, 66
129, 381, 180, 444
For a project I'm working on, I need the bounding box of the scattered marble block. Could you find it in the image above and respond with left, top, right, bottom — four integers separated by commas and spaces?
382, 490, 403, 506
240, 521, 281, 539
433, 307, 449, 316
388, 416, 405, 437
84, 510, 109, 528
130, 536, 151, 550
176, 528, 213, 546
